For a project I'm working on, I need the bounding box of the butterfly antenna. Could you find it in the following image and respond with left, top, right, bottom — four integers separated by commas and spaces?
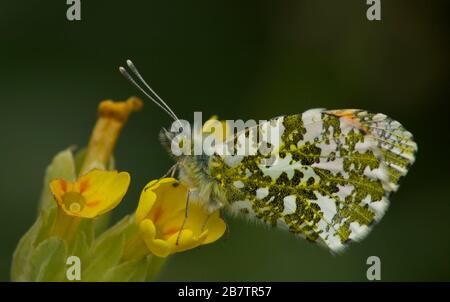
125, 59, 181, 123
119, 66, 178, 121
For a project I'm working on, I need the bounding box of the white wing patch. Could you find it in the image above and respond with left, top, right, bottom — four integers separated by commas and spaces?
282, 195, 297, 215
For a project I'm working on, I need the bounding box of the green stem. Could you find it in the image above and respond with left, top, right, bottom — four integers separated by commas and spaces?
49, 208, 81, 244
121, 233, 168, 281
122, 233, 150, 262
146, 255, 168, 281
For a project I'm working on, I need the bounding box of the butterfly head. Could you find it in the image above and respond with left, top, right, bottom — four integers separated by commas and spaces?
159, 124, 195, 158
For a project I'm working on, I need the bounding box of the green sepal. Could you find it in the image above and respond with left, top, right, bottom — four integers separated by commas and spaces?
29, 237, 68, 282
82, 215, 136, 281
99, 255, 152, 282
38, 148, 77, 211
83, 216, 167, 282
11, 211, 45, 281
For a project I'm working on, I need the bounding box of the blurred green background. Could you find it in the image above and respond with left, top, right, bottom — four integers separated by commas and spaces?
1, 0, 449, 281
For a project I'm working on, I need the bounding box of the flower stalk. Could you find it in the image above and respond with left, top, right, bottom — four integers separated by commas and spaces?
51, 208, 82, 243
122, 233, 149, 262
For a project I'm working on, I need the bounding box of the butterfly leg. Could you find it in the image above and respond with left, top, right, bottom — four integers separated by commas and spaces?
145, 163, 179, 191
163, 162, 178, 178
201, 213, 211, 232
176, 188, 194, 246
170, 164, 178, 177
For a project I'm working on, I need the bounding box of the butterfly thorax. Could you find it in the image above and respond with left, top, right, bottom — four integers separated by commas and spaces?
159, 127, 233, 211
177, 154, 228, 212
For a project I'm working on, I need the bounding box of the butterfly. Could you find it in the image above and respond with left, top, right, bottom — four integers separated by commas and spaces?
120, 60, 417, 253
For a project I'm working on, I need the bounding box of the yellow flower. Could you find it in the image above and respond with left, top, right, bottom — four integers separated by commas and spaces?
50, 169, 131, 218
136, 178, 226, 258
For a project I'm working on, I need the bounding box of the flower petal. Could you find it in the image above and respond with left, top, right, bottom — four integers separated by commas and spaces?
135, 177, 227, 257
50, 169, 130, 218
202, 211, 227, 244
139, 219, 171, 258
79, 169, 131, 216
49, 179, 71, 203
135, 187, 157, 224
136, 178, 188, 225
165, 229, 208, 254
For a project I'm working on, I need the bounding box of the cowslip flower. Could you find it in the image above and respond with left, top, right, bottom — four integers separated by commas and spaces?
11, 97, 141, 282
135, 178, 226, 258
50, 169, 131, 218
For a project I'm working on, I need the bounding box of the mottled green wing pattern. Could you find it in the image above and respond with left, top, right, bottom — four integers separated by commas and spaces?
209, 109, 417, 252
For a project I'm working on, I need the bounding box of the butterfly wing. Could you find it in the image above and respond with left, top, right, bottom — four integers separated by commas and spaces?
209, 108, 417, 252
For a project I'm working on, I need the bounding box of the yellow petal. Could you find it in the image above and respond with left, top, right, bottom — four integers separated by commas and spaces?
182, 202, 213, 235
134, 177, 227, 257
135, 186, 157, 224
50, 169, 130, 218
78, 169, 131, 217
49, 179, 72, 203
165, 229, 208, 254
202, 211, 227, 244
136, 178, 188, 225
153, 179, 189, 221
139, 219, 171, 258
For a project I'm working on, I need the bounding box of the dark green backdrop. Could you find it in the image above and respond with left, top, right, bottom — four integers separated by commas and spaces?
1, 0, 449, 281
